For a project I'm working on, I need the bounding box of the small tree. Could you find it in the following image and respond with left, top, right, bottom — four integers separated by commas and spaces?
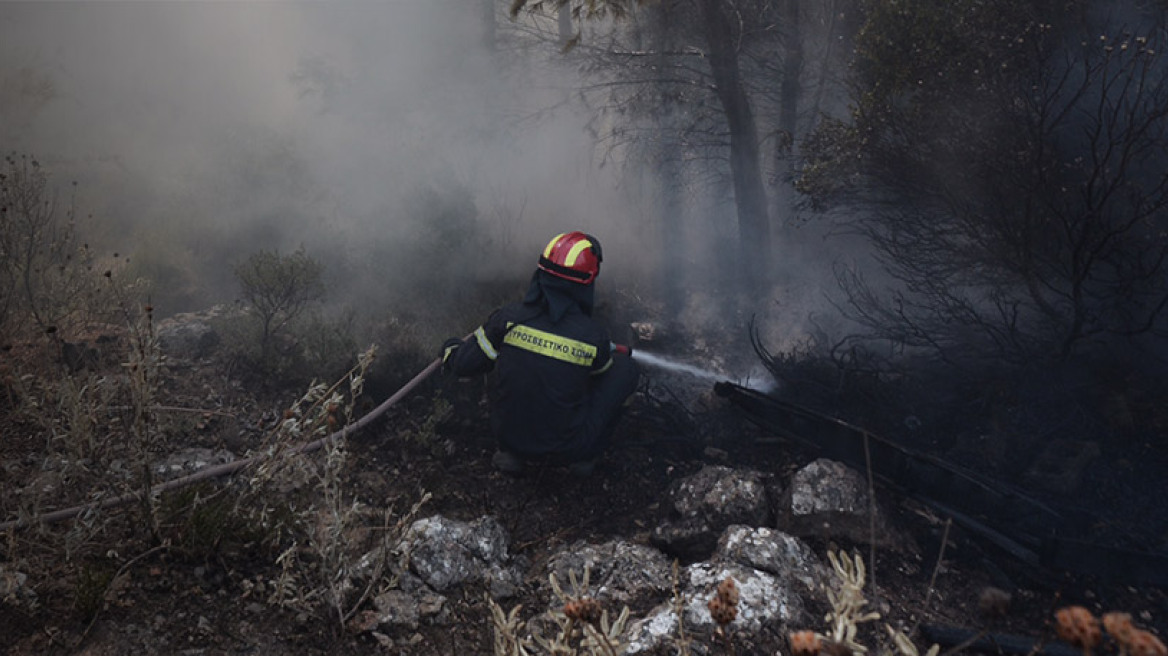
0, 152, 111, 341
235, 247, 325, 359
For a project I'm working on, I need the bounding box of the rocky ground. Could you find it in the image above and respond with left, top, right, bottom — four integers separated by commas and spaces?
2, 315, 1165, 656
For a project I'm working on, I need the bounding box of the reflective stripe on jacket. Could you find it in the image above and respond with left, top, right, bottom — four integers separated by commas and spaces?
445, 299, 613, 456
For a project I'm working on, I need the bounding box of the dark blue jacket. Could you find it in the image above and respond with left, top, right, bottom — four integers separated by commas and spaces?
445, 271, 616, 456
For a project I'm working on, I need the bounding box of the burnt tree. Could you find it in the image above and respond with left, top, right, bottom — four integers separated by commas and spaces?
802, 1, 1168, 364
510, 0, 779, 294
700, 0, 772, 288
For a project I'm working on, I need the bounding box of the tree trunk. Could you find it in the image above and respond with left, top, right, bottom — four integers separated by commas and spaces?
778, 0, 802, 141
481, 0, 496, 53
558, 3, 573, 47
809, 0, 840, 119
701, 0, 772, 291
651, 3, 686, 320
774, 0, 803, 231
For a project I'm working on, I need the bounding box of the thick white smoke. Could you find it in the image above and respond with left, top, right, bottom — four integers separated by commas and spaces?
0, 2, 641, 312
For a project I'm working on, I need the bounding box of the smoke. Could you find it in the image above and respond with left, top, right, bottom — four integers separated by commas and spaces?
0, 3, 636, 314
0, 0, 858, 378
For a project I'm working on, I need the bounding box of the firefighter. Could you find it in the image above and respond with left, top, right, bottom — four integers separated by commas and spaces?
441, 231, 640, 476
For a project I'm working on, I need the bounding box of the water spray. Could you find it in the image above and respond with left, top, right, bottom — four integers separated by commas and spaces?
632, 351, 725, 383
632, 350, 775, 393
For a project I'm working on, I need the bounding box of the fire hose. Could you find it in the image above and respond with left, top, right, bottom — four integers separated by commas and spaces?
714, 381, 1168, 586
0, 356, 444, 533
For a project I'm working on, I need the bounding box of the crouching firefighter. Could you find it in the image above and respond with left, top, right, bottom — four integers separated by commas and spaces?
441, 231, 640, 476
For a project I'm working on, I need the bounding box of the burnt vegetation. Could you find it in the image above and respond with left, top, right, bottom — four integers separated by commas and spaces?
802, 5, 1168, 368
777, 2, 1168, 529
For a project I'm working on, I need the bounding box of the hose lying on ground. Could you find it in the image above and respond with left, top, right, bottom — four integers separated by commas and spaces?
0, 356, 443, 533
920, 624, 1080, 656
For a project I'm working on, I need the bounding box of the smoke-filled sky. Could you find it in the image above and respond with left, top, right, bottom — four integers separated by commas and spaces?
0, 0, 844, 363
5, 3, 492, 188
1, 1, 659, 311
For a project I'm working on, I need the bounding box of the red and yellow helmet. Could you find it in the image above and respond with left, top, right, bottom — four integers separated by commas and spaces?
538, 231, 603, 285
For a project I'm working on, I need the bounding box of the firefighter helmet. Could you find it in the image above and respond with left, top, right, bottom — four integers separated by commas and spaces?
538, 231, 603, 285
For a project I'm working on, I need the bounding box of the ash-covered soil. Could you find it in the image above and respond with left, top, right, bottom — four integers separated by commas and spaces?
2, 340, 1165, 656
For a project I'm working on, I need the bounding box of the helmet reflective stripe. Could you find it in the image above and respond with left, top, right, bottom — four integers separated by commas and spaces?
543, 233, 567, 259
563, 239, 593, 267
538, 231, 602, 285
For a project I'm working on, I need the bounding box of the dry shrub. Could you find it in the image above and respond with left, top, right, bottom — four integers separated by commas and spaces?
489, 567, 629, 656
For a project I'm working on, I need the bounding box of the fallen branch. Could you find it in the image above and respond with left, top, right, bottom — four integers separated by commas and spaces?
0, 356, 443, 532
104, 405, 238, 418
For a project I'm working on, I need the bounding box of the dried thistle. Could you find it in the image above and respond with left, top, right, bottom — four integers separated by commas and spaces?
707, 576, 739, 653
717, 577, 739, 607
790, 629, 823, 656
708, 576, 739, 626
1104, 612, 1135, 654
564, 597, 603, 625
708, 595, 738, 626
540, 567, 629, 656
1128, 629, 1167, 656
1055, 606, 1102, 656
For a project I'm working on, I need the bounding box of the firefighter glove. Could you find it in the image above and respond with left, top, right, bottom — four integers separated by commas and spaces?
441, 337, 463, 373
